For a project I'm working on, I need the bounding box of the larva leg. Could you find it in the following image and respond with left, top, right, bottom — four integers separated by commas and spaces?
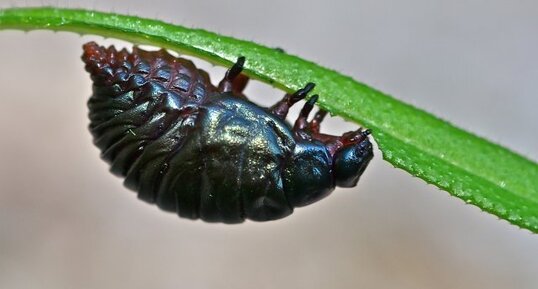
218, 56, 247, 94
230, 74, 250, 97
293, 95, 318, 131
316, 128, 371, 157
308, 109, 327, 134
270, 83, 315, 120
290, 94, 371, 157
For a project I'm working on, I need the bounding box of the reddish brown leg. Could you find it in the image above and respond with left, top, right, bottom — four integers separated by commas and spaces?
218, 57, 247, 94
292, 95, 333, 142
293, 95, 318, 132
308, 109, 327, 133
322, 129, 371, 156
270, 83, 315, 120
291, 94, 371, 156
230, 74, 250, 96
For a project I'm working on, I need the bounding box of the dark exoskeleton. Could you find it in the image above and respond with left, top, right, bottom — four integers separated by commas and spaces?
82, 42, 373, 223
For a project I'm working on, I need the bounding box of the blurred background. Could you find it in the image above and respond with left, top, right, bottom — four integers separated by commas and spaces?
0, 1, 537, 289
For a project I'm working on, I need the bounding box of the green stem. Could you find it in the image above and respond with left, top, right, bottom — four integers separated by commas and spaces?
0, 7, 536, 232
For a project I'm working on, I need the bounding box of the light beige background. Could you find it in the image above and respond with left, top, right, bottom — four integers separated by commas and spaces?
0, 1, 537, 289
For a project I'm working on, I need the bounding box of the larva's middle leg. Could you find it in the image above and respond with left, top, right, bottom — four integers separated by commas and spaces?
218, 57, 248, 95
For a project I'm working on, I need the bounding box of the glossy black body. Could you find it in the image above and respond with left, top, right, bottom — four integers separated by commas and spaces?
83, 42, 373, 223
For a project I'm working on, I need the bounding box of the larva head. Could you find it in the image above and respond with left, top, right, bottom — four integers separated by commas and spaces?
333, 137, 373, 188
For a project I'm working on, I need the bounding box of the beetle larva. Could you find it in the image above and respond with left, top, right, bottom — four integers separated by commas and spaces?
82, 42, 373, 223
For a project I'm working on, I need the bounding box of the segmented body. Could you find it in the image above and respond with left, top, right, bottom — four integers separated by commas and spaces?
82, 42, 373, 223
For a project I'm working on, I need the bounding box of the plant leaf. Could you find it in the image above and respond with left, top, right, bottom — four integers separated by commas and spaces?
0, 7, 536, 232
